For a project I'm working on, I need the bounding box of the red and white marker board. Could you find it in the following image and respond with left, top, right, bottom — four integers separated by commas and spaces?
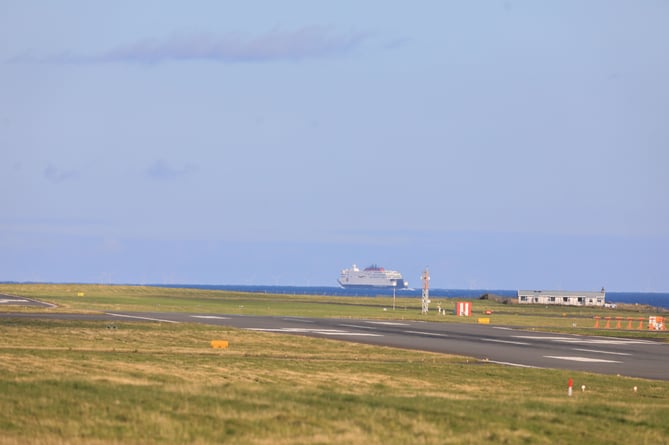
455, 302, 472, 316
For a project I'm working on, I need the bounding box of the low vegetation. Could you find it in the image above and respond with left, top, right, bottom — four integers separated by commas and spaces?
1, 283, 667, 339
1, 284, 668, 444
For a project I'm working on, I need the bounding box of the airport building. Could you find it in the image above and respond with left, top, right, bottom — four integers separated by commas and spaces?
517, 289, 606, 307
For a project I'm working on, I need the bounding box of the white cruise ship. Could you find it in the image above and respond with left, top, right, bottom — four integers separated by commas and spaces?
337, 264, 408, 289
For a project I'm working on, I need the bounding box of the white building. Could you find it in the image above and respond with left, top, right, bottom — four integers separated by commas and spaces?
517, 289, 606, 307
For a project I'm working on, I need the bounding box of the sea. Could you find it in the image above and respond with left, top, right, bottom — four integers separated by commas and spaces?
159, 284, 669, 310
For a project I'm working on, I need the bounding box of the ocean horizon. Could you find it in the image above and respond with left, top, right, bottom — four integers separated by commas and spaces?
3, 282, 667, 309
155, 284, 669, 310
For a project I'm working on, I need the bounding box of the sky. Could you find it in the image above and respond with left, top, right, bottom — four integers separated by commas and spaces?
2, 1, 668, 291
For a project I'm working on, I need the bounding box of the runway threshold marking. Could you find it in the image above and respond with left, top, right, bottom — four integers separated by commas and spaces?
544, 356, 622, 363
107, 313, 180, 324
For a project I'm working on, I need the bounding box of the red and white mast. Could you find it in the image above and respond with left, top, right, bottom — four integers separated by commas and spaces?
421, 267, 430, 314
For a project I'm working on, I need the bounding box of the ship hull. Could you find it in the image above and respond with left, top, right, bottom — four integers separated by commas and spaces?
338, 282, 408, 290
338, 264, 408, 290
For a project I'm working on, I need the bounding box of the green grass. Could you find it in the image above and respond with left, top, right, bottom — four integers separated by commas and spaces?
1, 317, 668, 444
1, 284, 667, 339
1, 284, 668, 443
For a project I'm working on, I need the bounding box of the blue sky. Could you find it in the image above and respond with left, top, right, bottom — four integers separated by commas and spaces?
2, 1, 668, 291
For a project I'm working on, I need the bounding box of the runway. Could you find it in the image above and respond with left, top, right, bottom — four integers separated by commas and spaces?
0, 293, 56, 308
1, 300, 667, 380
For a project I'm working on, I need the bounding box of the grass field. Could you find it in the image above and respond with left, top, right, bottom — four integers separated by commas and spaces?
1, 284, 668, 444
1, 283, 667, 336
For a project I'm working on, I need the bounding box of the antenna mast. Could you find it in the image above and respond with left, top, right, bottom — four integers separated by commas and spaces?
421, 267, 430, 314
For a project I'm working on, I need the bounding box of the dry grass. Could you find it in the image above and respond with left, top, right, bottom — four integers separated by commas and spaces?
1, 316, 669, 444
1, 284, 669, 443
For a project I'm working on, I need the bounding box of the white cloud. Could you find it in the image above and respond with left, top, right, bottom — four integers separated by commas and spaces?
44, 164, 79, 183
145, 159, 197, 180
13, 26, 370, 65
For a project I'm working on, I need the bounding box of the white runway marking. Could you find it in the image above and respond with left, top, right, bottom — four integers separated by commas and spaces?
191, 315, 230, 320
488, 360, 543, 369
282, 318, 315, 323
320, 332, 383, 337
573, 348, 631, 356
0, 295, 57, 308
368, 321, 410, 326
248, 328, 382, 337
249, 328, 322, 333
514, 336, 657, 345
338, 324, 377, 330
544, 356, 622, 363
481, 338, 530, 345
404, 330, 449, 337
107, 313, 179, 324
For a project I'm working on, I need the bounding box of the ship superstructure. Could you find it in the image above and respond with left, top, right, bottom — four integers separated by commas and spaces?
337, 264, 408, 289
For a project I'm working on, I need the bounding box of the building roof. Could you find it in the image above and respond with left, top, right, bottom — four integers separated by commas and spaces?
518, 290, 605, 298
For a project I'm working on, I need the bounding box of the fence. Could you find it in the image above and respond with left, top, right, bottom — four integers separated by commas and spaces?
593, 316, 666, 331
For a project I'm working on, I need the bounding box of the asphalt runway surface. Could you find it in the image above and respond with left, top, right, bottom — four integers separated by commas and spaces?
1, 294, 667, 381
0, 293, 57, 308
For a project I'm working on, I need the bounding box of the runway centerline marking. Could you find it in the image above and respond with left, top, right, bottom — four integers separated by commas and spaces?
191, 315, 230, 320
573, 348, 631, 356
544, 356, 622, 363
248, 328, 381, 337
367, 321, 410, 326
107, 313, 179, 324
481, 338, 530, 345
249, 328, 330, 333
514, 336, 657, 345
338, 324, 376, 330
403, 330, 448, 337
319, 332, 383, 337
